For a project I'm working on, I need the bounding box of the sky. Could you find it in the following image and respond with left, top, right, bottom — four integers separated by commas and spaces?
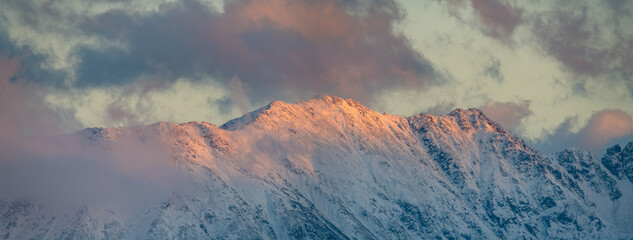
0, 0, 632, 155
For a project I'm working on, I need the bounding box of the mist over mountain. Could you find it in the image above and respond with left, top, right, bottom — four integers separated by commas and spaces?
1, 95, 632, 239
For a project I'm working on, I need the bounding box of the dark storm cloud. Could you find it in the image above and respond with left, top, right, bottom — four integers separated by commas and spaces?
2, 0, 440, 105
533, 109, 633, 155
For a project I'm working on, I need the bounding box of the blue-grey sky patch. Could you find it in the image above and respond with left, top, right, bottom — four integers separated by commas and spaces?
483, 58, 503, 83
75, 47, 146, 88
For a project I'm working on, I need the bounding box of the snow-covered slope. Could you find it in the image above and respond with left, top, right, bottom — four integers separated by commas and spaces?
1, 95, 631, 239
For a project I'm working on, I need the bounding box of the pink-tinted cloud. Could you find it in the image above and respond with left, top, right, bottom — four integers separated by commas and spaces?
580, 109, 633, 152
225, 0, 356, 41
15, 0, 437, 105
201, 0, 437, 103
535, 109, 633, 154
480, 100, 532, 132
0, 57, 23, 151
0, 57, 73, 150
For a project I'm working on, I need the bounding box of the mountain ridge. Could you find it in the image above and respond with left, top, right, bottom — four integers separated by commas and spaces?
220, 95, 501, 132
1, 95, 632, 239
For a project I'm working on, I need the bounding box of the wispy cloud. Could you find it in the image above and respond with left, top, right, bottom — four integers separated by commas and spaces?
469, 0, 523, 40
438, 0, 633, 95
440, 0, 523, 42
530, 1, 633, 95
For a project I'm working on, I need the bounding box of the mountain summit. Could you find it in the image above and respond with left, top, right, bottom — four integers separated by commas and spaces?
2, 95, 632, 239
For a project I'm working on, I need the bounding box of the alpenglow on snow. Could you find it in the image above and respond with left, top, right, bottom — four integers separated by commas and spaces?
1, 95, 632, 239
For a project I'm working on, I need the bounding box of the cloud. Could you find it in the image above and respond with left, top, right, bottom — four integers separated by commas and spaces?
438, 0, 633, 95
227, 75, 251, 115
0, 57, 24, 152
441, 0, 523, 41
534, 109, 633, 154
101, 78, 171, 126
530, 2, 632, 76
0, 27, 67, 88
483, 58, 504, 83
1, 0, 440, 106
0, 128, 193, 208
526, 1, 633, 95
0, 56, 76, 147
479, 100, 532, 132
581, 109, 633, 151
424, 101, 456, 115
0, 55, 192, 208
469, 0, 522, 40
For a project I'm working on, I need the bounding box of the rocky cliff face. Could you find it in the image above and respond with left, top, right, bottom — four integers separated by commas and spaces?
602, 142, 633, 184
1, 95, 631, 239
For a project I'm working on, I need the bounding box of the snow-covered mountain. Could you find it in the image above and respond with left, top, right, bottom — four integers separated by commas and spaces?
2, 95, 632, 239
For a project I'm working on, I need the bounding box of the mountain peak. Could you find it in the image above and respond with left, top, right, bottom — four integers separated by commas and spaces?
451, 107, 505, 133
220, 95, 379, 131
607, 144, 622, 155
448, 108, 485, 117
409, 106, 506, 135
309, 94, 366, 109
311, 94, 344, 103
220, 100, 291, 130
